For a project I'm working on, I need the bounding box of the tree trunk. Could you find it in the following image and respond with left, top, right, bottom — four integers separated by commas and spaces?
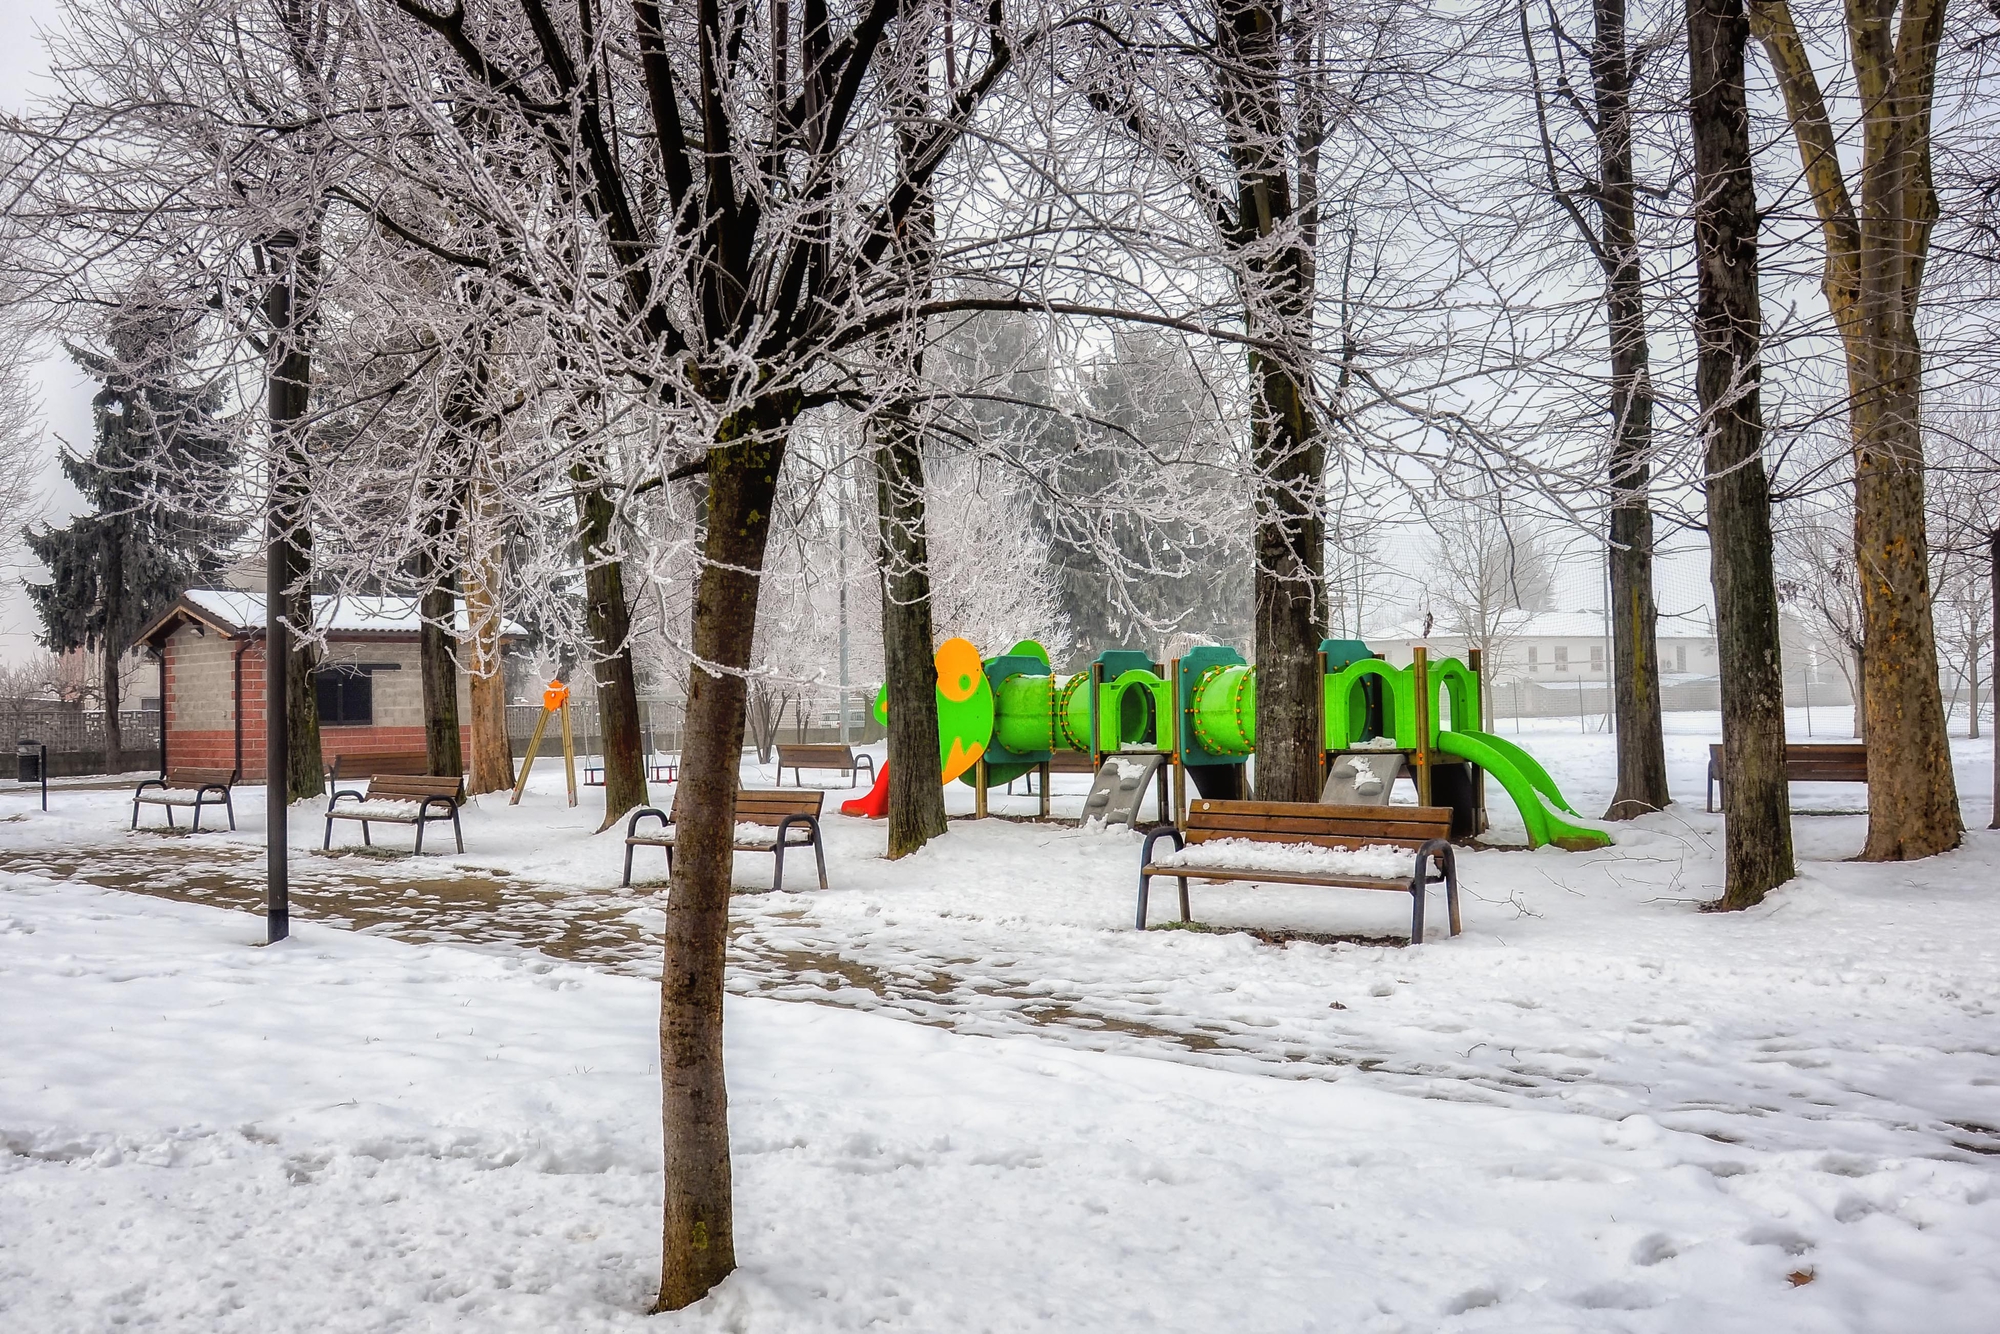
102, 541, 123, 774
876, 403, 948, 857
1593, 0, 1670, 818
1219, 0, 1326, 804
463, 494, 514, 794
1851, 376, 1960, 856
1688, 0, 1793, 909
657, 418, 787, 1312
1747, 0, 1958, 859
101, 630, 123, 775
872, 0, 948, 857
573, 461, 648, 831
419, 579, 464, 780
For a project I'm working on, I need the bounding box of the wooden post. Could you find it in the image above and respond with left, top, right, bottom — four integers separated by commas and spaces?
1168, 657, 1187, 825
559, 700, 578, 807
509, 706, 554, 805
1316, 650, 1329, 793
1038, 760, 1051, 821
1468, 647, 1488, 832
974, 757, 988, 819
1413, 647, 1433, 807
1089, 661, 1104, 768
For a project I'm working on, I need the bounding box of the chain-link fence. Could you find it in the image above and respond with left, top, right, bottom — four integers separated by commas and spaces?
0, 707, 162, 778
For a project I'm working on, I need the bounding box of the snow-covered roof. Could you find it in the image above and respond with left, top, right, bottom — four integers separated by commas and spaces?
151, 589, 527, 642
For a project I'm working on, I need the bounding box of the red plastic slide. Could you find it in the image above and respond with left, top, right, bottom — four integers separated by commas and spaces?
840, 762, 890, 818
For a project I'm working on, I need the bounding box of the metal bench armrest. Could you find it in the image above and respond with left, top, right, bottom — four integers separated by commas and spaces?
775, 813, 820, 845
626, 806, 670, 839
1140, 825, 1185, 865
133, 778, 166, 795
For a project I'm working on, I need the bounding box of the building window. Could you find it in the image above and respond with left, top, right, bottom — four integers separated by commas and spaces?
1528, 646, 1540, 670
317, 667, 374, 726
1675, 645, 1687, 672
1555, 646, 1569, 672
1590, 645, 1604, 673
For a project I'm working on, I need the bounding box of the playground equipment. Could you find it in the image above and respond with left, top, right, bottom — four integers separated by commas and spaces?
839, 638, 993, 818
510, 680, 580, 807
852, 636, 1609, 851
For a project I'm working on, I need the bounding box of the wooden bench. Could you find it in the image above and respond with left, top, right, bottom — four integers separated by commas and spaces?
1138, 799, 1460, 943
131, 767, 238, 832
775, 743, 874, 788
326, 749, 433, 789
323, 774, 466, 854
1007, 749, 1099, 795
1707, 743, 1868, 811
622, 788, 827, 891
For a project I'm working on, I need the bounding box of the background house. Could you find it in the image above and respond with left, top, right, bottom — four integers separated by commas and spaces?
137, 590, 525, 779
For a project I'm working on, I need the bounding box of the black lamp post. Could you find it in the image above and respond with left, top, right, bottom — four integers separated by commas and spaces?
264, 228, 301, 945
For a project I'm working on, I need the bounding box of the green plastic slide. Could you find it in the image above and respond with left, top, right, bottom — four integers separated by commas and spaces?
1432, 730, 1611, 851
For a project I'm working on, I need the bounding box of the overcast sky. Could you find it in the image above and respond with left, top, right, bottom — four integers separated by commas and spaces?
2, 0, 92, 667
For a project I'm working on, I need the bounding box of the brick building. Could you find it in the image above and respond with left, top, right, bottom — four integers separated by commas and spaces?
136, 590, 523, 780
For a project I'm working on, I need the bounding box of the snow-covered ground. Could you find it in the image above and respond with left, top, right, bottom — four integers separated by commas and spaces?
2, 715, 1998, 1330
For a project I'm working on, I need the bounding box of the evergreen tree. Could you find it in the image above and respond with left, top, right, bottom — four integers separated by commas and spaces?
24, 298, 239, 770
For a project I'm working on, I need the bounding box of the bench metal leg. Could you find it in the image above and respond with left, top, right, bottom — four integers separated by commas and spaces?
131, 802, 140, 830
772, 842, 785, 893
1136, 871, 1191, 930
452, 811, 463, 854
225, 793, 236, 832
323, 818, 335, 851
622, 842, 636, 888
165, 804, 175, 829
413, 818, 424, 855
189, 797, 206, 833
813, 837, 828, 891
361, 821, 372, 847
1410, 884, 1426, 944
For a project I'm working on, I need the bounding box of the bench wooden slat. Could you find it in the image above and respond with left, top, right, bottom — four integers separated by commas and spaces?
1185, 811, 1451, 844
351, 775, 465, 800
777, 744, 858, 765
328, 750, 433, 781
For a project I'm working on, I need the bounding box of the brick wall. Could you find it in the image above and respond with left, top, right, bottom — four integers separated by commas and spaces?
166, 629, 478, 780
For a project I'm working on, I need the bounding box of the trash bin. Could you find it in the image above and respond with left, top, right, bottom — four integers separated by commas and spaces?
16, 740, 41, 785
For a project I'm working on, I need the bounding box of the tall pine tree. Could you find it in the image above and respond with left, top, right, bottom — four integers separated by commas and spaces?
25, 298, 239, 771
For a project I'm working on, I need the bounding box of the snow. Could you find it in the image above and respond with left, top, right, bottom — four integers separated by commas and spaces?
181, 588, 527, 638
1152, 836, 1417, 879
627, 822, 817, 848
130, 787, 224, 806
2, 712, 1998, 1329
327, 799, 449, 821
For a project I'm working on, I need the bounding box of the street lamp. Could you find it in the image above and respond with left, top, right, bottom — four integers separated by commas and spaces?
263, 227, 301, 945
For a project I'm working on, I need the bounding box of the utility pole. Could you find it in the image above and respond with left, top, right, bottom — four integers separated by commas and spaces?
837, 453, 851, 745
262, 229, 302, 945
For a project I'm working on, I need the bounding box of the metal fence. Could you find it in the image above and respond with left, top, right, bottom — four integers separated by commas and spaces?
0, 706, 162, 778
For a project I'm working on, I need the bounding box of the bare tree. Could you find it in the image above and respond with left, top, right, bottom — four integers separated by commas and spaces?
1519, 0, 1672, 816
1747, 0, 1961, 859
1421, 499, 1555, 721
1688, 0, 1794, 908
